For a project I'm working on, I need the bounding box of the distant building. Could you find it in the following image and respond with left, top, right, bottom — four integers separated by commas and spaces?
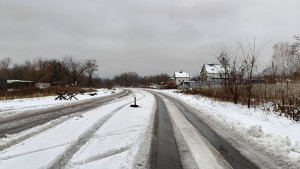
173, 71, 190, 85
201, 64, 226, 82
7, 80, 34, 88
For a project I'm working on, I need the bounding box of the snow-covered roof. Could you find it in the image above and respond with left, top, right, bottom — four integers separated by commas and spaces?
204, 64, 225, 74
174, 71, 189, 78
7, 80, 33, 84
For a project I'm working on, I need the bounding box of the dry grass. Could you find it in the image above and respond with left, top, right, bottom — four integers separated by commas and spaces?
186, 82, 300, 121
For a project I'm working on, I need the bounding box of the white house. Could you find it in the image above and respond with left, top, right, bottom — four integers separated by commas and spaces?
201, 64, 226, 82
173, 71, 190, 85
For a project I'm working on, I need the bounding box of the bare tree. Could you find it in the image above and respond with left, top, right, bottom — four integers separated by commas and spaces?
85, 59, 99, 87
30, 57, 54, 83
22, 60, 35, 81
265, 36, 300, 81
0, 57, 12, 79
237, 37, 266, 108
272, 42, 296, 80
229, 49, 246, 104
292, 35, 300, 78
46, 59, 63, 84
61, 56, 88, 86
211, 46, 230, 96
11, 63, 23, 80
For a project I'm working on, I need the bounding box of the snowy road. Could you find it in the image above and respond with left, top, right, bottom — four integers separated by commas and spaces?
0, 89, 129, 138
0, 89, 298, 168
1, 89, 234, 169
0, 89, 156, 169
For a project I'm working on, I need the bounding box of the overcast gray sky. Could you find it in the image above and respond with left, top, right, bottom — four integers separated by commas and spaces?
0, 0, 299, 78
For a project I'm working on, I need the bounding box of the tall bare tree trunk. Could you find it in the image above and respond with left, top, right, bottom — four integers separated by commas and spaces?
237, 37, 267, 108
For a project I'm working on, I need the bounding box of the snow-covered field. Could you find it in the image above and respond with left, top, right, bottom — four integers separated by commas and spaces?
155, 89, 300, 168
0, 89, 156, 169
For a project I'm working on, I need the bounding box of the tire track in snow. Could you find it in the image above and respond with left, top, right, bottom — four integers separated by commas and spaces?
48, 103, 129, 169
0, 143, 68, 160
69, 146, 131, 167
0, 90, 131, 151
0, 90, 129, 124
48, 92, 146, 169
94, 124, 142, 139
0, 90, 130, 137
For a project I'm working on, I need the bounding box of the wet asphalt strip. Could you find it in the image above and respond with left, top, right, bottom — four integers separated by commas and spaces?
153, 94, 183, 169
162, 93, 259, 169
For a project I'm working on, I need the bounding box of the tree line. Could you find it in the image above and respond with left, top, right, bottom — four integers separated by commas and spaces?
0, 55, 174, 89
0, 56, 100, 87
113, 72, 173, 88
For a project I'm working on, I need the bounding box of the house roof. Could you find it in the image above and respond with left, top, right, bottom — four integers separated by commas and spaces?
203, 64, 225, 74
7, 80, 34, 84
174, 71, 189, 78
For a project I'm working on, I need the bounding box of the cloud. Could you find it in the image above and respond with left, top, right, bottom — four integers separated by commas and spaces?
0, 0, 299, 77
